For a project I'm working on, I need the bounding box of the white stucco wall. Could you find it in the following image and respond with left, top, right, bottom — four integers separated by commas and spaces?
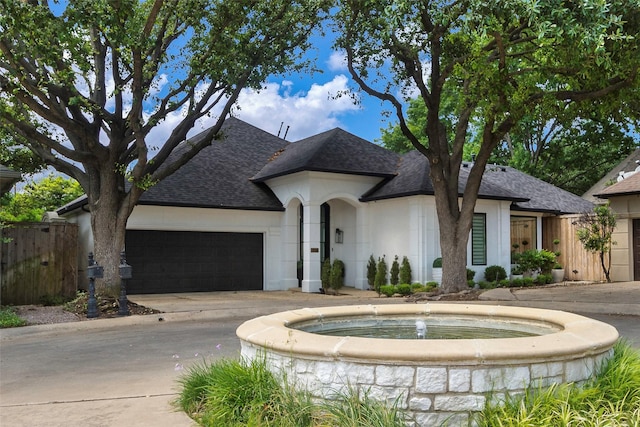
606, 194, 640, 281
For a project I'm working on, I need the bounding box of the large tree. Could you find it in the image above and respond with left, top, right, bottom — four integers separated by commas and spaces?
334, 0, 640, 293
381, 97, 639, 195
0, 0, 329, 294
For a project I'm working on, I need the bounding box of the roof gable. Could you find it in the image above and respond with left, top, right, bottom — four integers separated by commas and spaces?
596, 171, 640, 198
252, 128, 400, 182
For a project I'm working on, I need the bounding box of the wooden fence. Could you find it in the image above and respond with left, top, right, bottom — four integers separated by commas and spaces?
542, 215, 606, 282
1, 222, 78, 305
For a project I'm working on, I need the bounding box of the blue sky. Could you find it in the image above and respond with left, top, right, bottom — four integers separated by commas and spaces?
205, 33, 393, 144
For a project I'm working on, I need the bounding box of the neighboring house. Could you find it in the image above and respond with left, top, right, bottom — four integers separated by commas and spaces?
58, 118, 593, 294
593, 167, 640, 281
583, 148, 640, 204
0, 164, 21, 195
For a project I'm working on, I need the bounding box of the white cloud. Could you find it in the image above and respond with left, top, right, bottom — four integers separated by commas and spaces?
327, 50, 348, 72
145, 74, 360, 143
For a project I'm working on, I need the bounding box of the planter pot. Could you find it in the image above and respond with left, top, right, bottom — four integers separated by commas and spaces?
511, 274, 523, 281
432, 267, 442, 285
552, 269, 565, 283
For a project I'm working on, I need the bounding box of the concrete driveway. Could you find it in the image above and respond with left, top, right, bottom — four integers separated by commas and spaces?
1, 282, 639, 426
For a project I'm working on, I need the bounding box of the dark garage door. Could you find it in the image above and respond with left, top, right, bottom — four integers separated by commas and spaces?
125, 230, 263, 294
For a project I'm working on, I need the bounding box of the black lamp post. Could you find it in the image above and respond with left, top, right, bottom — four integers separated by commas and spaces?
118, 251, 132, 316
87, 252, 103, 318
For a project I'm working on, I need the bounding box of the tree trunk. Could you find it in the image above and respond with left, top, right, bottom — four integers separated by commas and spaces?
435, 198, 472, 293
89, 168, 133, 297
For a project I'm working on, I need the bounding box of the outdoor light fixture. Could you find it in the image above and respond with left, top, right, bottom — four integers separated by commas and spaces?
335, 228, 343, 244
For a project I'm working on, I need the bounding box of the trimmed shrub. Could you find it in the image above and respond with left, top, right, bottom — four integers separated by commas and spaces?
330, 259, 345, 291
432, 257, 442, 268
411, 283, 426, 293
379, 285, 396, 297
366, 255, 377, 290
424, 281, 439, 291
523, 277, 535, 287
498, 279, 511, 288
374, 256, 388, 294
396, 283, 412, 296
510, 278, 524, 287
467, 268, 476, 281
478, 281, 495, 289
321, 258, 331, 290
467, 279, 475, 287
400, 256, 412, 284
484, 265, 507, 282
390, 255, 400, 285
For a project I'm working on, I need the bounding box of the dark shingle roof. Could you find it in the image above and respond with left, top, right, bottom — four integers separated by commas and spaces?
583, 148, 640, 203
480, 165, 594, 214
363, 154, 592, 214
252, 128, 400, 182
138, 117, 288, 210
596, 171, 640, 198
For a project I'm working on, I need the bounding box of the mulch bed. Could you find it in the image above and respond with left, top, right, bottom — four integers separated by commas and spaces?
66, 293, 163, 318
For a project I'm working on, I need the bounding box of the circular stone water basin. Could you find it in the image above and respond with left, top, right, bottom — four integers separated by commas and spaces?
292, 314, 562, 339
237, 304, 618, 425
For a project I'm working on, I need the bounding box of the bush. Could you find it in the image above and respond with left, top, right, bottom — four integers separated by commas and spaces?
467, 279, 476, 287
432, 257, 442, 268
411, 283, 426, 293
518, 249, 557, 274
478, 281, 495, 289
374, 256, 388, 294
379, 284, 396, 297
0, 306, 26, 328
425, 281, 439, 291
535, 273, 552, 285
390, 255, 400, 285
510, 278, 524, 287
321, 258, 331, 290
366, 255, 377, 290
523, 277, 535, 287
396, 283, 412, 296
399, 256, 412, 284
330, 259, 345, 291
467, 268, 476, 281
484, 265, 507, 282
498, 279, 511, 288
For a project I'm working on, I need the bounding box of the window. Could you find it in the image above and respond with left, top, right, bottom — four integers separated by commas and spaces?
472, 213, 486, 266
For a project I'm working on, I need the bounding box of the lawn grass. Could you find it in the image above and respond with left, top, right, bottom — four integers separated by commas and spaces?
176, 342, 640, 427
0, 306, 26, 328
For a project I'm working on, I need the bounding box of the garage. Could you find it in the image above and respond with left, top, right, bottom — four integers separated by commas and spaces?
125, 230, 263, 294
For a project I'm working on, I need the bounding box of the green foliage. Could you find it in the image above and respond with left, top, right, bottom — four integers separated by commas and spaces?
389, 255, 400, 285
535, 273, 553, 285
576, 204, 617, 282
432, 258, 442, 268
374, 256, 388, 294
523, 277, 535, 287
399, 256, 412, 284
379, 285, 396, 297
321, 258, 331, 290
322, 386, 407, 427
498, 279, 511, 288
517, 249, 557, 275
510, 278, 525, 287
467, 268, 476, 281
330, 259, 345, 291
366, 255, 377, 290
484, 265, 507, 282
478, 281, 495, 290
178, 357, 408, 426
0, 175, 83, 222
396, 283, 412, 296
477, 342, 640, 426
424, 282, 439, 291
411, 283, 426, 293
0, 306, 26, 328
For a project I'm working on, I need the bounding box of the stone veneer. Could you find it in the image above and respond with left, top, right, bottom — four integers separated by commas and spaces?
237, 304, 618, 426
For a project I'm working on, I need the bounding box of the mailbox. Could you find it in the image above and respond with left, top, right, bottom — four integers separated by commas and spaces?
119, 251, 132, 279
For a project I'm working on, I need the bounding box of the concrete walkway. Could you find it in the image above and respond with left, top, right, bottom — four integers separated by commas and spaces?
1, 281, 639, 427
